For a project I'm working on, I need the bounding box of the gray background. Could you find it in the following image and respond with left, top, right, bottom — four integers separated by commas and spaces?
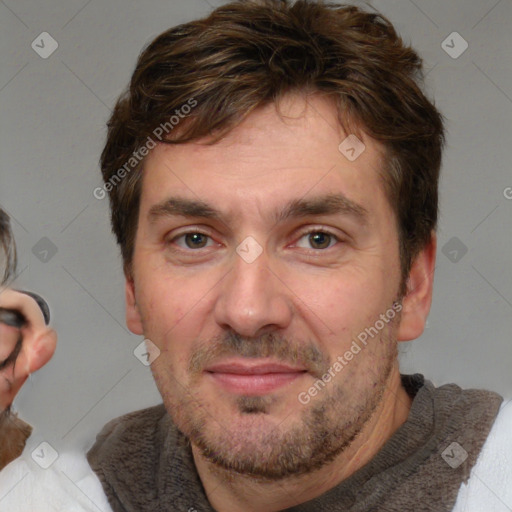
1, 0, 511, 456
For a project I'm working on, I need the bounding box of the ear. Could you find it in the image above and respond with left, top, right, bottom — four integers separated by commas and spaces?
125, 277, 144, 335
27, 329, 57, 373
5, 328, 56, 408
397, 232, 437, 342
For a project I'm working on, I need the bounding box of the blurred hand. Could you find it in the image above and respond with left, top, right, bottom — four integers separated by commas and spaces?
0, 289, 56, 412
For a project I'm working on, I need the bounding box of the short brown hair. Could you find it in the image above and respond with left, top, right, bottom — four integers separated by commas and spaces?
101, 0, 445, 286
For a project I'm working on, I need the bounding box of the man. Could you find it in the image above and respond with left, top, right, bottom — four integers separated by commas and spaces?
87, 0, 512, 510
1, 1, 510, 511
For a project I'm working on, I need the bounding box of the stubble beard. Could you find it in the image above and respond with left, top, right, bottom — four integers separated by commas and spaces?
154, 329, 398, 481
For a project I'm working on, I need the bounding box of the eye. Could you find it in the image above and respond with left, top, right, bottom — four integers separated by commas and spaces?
295, 230, 339, 250
172, 232, 215, 250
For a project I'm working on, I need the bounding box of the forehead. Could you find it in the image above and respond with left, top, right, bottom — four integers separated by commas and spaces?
140, 94, 390, 222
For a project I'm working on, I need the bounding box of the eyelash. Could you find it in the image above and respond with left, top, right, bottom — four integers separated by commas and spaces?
167, 227, 342, 252
166, 227, 215, 248
294, 228, 340, 251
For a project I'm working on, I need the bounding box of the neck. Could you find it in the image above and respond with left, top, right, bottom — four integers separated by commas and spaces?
192, 367, 412, 512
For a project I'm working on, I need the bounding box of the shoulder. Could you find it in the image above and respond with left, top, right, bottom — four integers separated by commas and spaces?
0, 448, 113, 512
94, 403, 168, 436
86, 404, 181, 509
452, 399, 512, 511
87, 403, 168, 460
86, 403, 175, 489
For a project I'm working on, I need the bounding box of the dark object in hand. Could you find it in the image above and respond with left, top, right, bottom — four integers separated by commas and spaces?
0, 291, 50, 371
0, 308, 26, 329
0, 291, 50, 328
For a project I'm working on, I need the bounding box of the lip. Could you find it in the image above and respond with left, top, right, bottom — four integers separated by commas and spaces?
205, 359, 307, 395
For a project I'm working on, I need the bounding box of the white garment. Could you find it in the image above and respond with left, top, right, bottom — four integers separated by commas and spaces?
0, 448, 112, 512
1, 401, 511, 511
452, 399, 512, 512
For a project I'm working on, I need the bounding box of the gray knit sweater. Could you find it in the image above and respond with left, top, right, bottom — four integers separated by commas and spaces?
87, 374, 502, 511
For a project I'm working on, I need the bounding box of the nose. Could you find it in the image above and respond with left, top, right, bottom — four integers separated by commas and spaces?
213, 246, 293, 338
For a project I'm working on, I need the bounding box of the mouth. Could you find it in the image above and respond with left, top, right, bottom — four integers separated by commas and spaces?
204, 359, 308, 395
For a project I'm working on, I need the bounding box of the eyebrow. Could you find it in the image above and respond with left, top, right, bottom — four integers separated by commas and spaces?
148, 197, 222, 223
148, 193, 369, 226
275, 194, 368, 225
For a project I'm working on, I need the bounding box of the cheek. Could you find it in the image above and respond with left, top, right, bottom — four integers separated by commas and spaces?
290, 267, 398, 361
136, 275, 207, 361
292, 267, 385, 321
136, 281, 179, 339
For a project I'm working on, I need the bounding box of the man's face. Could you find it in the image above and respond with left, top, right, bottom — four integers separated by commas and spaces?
127, 94, 405, 479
